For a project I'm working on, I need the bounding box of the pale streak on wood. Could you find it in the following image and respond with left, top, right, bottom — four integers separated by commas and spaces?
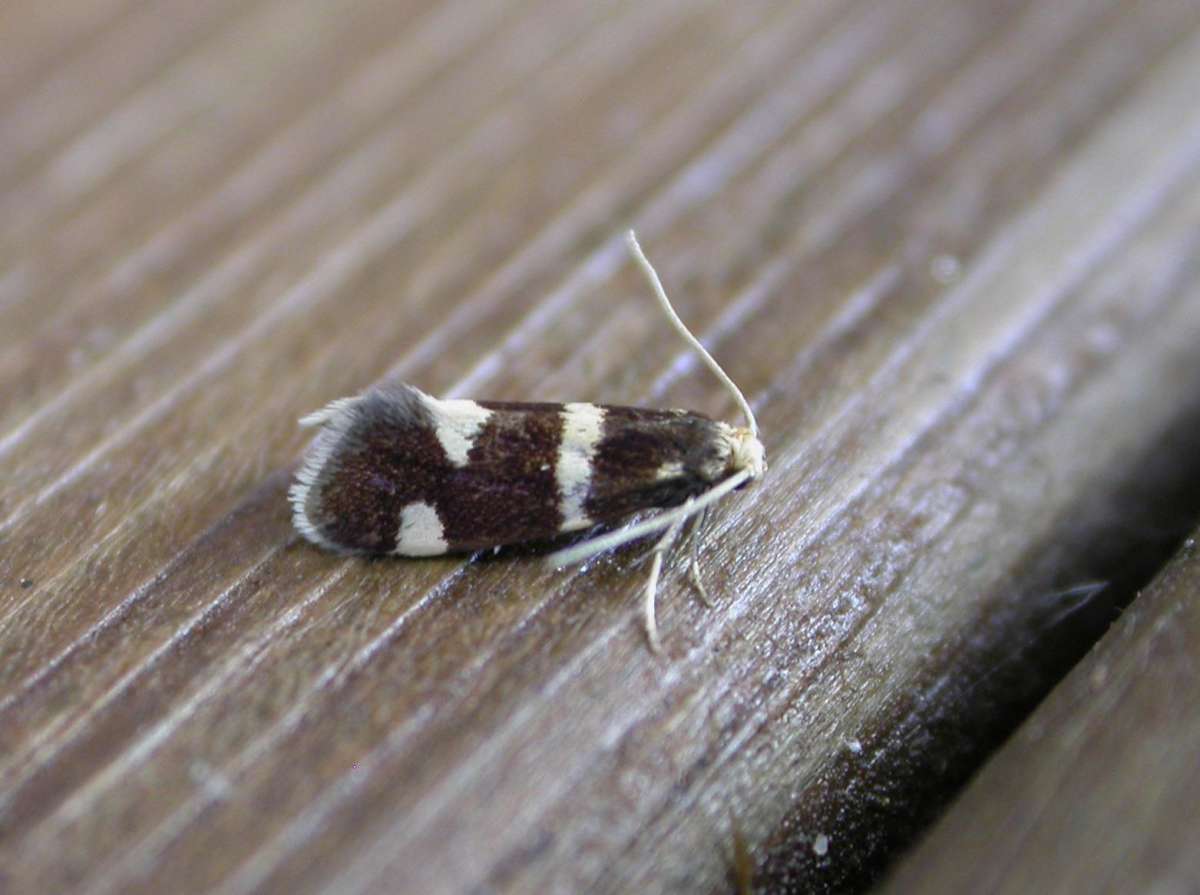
445, 0, 921, 398
0, 0, 697, 502
0, 0, 1132, 825
437, 0, 865, 397
193, 59, 1180, 884
0, 525, 294, 831
314, 38, 1200, 893
0, 0, 528, 342
0, 0, 749, 740
879, 530, 1200, 894
0, 0, 255, 186
3, 0, 520, 243
18, 50, 912, 878
0, 0, 700, 705
0, 0, 801, 525
673, 154, 1200, 895
0, 0, 687, 541
42, 0, 340, 201
778, 87, 1200, 494
654, 0, 1106, 406
585, 193, 1200, 895
0, 542, 302, 813
180, 26, 1200, 892
0, 0, 574, 453
654, 0, 1097, 399
733, 42, 1200, 660
0, 516, 289, 712
657, 259, 904, 407
124, 266, 910, 895
0, 0, 139, 110
21, 559, 352, 835
4, 3, 1200, 893
0, 0, 667, 432
0, 0, 550, 342
367, 24, 1200, 883
0, 0, 1142, 767
77, 566, 475, 895
10, 9, 893, 856
456, 0, 1111, 408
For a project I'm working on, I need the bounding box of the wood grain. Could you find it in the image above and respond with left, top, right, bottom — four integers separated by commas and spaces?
878, 530, 1200, 894
2, 1, 1200, 893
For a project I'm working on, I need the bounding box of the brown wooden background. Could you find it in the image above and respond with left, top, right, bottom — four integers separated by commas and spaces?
3, 2, 1200, 893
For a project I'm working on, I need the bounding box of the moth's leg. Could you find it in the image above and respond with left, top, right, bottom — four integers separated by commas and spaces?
685, 507, 711, 607
642, 511, 688, 653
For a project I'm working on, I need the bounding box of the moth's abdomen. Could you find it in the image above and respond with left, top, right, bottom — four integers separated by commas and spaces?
290, 383, 735, 556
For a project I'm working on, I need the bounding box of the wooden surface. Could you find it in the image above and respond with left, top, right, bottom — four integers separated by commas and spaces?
2, 2, 1200, 893
879, 529, 1200, 894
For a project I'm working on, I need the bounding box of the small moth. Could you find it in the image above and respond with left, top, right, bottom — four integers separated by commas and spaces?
290, 231, 765, 650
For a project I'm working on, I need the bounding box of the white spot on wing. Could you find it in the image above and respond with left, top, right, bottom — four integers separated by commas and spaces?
396, 501, 448, 556
556, 403, 605, 532
425, 396, 493, 467
655, 460, 684, 481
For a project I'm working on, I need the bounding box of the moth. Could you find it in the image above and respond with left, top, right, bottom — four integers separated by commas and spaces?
290, 231, 766, 650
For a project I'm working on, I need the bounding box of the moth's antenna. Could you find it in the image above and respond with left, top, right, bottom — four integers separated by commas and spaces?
626, 230, 758, 438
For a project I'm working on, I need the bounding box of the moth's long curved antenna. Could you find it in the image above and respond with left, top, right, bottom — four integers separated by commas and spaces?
626, 230, 759, 438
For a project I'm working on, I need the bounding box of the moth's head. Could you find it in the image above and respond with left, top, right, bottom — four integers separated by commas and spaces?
718, 423, 766, 483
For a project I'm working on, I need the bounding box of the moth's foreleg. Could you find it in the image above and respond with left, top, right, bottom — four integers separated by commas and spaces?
685, 507, 712, 607
642, 504, 691, 653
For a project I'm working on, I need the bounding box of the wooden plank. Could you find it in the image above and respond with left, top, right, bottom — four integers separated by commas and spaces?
2, 1, 1200, 893
879, 530, 1200, 894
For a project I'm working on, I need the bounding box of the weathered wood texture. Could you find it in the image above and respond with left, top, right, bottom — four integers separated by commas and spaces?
879, 530, 1200, 895
2, 2, 1200, 893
